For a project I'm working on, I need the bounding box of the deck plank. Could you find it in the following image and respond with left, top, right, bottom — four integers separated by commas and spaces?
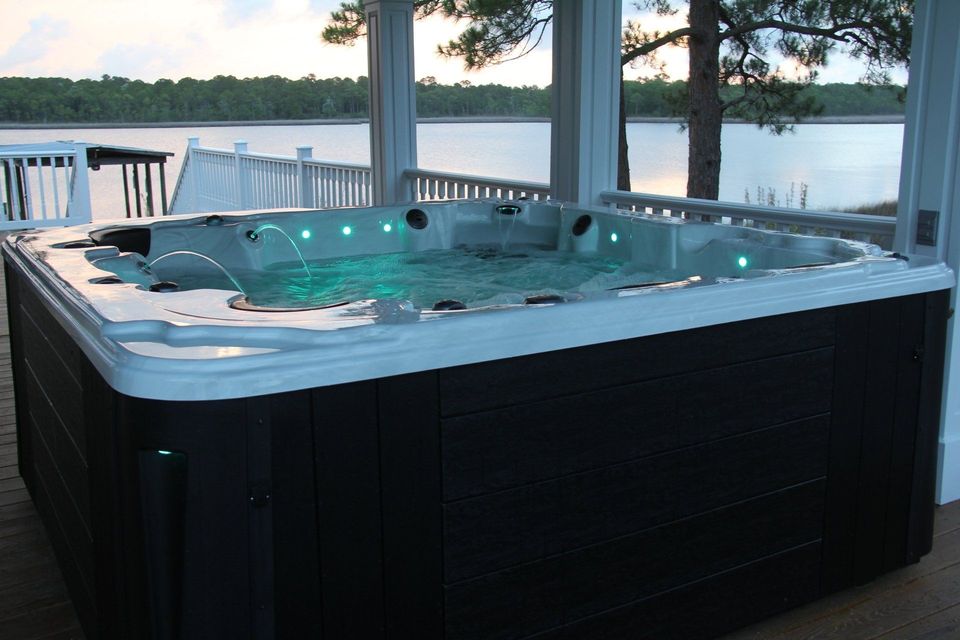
720, 507, 960, 640
872, 602, 960, 640
0, 602, 84, 640
0, 262, 84, 640
0, 488, 30, 507
0, 466, 20, 481
935, 503, 960, 537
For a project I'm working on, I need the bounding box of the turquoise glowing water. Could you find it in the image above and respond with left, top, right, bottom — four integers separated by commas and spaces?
165, 245, 663, 309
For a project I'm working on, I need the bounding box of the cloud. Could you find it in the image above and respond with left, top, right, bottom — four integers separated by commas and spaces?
96, 43, 188, 81
0, 2, 903, 87
222, 0, 275, 25
308, 0, 342, 14
0, 15, 69, 72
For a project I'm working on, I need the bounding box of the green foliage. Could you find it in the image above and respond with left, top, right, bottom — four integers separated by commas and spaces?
416, 78, 549, 116
0, 75, 370, 123
0, 75, 906, 124
622, 0, 913, 132
321, 1, 553, 69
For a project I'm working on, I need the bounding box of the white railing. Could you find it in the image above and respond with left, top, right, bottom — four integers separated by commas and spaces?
168, 139, 372, 214
406, 168, 551, 202
601, 190, 897, 248
0, 144, 92, 230
167, 139, 896, 248
303, 156, 372, 209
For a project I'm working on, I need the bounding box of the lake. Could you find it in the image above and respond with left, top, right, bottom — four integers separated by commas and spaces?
0, 121, 904, 220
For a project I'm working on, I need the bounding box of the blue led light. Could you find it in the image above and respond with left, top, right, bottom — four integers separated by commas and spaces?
737, 256, 749, 268
342, 226, 352, 236
383, 223, 393, 233
301, 229, 311, 240
610, 232, 619, 243
157, 450, 173, 455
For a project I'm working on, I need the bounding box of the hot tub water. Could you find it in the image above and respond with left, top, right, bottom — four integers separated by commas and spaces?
157, 245, 663, 309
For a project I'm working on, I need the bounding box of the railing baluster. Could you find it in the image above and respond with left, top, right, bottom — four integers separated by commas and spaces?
51, 158, 62, 217
2, 160, 14, 220
336, 168, 344, 207
20, 159, 34, 221
325, 167, 333, 208
34, 157, 48, 220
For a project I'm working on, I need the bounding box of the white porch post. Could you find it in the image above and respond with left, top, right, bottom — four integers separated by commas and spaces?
896, 0, 960, 503
234, 140, 249, 209
296, 145, 315, 207
68, 142, 92, 223
364, 0, 418, 205
550, 0, 622, 206
186, 136, 199, 214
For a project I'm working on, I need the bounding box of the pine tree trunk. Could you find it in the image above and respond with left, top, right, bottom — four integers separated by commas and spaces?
686, 0, 722, 201
618, 70, 631, 191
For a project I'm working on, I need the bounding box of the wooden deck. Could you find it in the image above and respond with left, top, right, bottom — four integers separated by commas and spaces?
0, 258, 957, 640
0, 262, 84, 640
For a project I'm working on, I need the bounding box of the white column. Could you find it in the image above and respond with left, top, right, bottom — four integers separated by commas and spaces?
896, 0, 960, 503
187, 137, 200, 214
364, 0, 417, 205
296, 145, 315, 208
550, 0, 622, 206
234, 140, 249, 209
69, 142, 92, 223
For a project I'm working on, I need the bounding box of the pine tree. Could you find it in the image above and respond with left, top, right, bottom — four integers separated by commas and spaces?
324, 0, 912, 198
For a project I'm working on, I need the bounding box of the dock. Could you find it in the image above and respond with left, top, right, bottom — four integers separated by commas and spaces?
0, 256, 957, 639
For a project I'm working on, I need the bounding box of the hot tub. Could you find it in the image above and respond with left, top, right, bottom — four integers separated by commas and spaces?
3, 200, 954, 640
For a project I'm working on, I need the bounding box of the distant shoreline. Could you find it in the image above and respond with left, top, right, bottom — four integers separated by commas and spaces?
0, 114, 904, 130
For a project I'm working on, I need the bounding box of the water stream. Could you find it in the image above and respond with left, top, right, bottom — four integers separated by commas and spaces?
149, 250, 247, 294
248, 223, 313, 278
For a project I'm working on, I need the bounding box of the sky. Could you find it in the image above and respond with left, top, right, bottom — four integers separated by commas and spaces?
0, 0, 907, 86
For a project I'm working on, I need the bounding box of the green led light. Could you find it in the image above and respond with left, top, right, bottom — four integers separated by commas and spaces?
383, 223, 393, 233
737, 256, 749, 268
610, 232, 619, 243
342, 226, 352, 236
157, 450, 173, 455
301, 229, 311, 240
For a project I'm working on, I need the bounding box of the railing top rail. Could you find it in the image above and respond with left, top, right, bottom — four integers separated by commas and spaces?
600, 189, 896, 236
0, 150, 79, 159
405, 167, 550, 193
192, 148, 235, 157
191, 145, 370, 171
238, 150, 299, 163
303, 157, 373, 171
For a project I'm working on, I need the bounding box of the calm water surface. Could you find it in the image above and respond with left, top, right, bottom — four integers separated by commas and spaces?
0, 121, 903, 220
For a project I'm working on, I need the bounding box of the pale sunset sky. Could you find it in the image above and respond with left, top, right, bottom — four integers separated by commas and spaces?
0, 0, 905, 86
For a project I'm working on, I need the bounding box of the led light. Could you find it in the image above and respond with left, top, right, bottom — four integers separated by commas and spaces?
737, 256, 749, 268
301, 229, 311, 240
157, 450, 173, 455
342, 226, 352, 236
610, 232, 619, 243
383, 223, 393, 233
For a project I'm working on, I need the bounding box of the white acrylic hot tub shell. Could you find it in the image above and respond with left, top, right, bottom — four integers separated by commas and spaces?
4, 203, 954, 401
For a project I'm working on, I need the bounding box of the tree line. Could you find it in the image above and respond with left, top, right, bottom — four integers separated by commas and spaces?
0, 74, 905, 125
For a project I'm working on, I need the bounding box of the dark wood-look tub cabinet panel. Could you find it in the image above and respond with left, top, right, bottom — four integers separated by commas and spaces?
4, 256, 949, 640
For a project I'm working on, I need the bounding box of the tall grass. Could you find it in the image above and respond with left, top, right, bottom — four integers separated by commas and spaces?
846, 200, 898, 216
744, 185, 897, 249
